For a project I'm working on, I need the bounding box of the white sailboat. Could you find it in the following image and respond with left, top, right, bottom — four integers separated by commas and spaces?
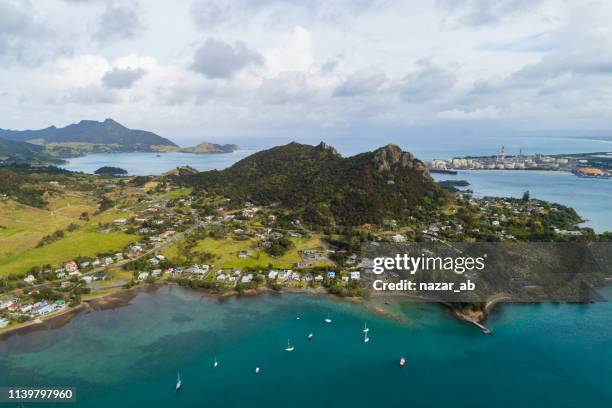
363, 331, 370, 343
324, 313, 332, 324
213, 356, 218, 368
307, 333, 314, 340
255, 367, 261, 374
175, 372, 182, 391
363, 323, 369, 333
285, 339, 295, 352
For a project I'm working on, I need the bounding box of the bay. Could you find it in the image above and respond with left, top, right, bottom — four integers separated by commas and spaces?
1, 286, 611, 407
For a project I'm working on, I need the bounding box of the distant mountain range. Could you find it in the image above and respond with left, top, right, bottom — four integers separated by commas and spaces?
0, 119, 238, 163
176, 142, 446, 225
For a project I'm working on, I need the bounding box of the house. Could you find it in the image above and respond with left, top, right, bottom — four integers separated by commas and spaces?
350, 271, 361, 280
138, 272, 150, 281
104, 257, 114, 265
267, 270, 278, 279
326, 271, 336, 279
92, 259, 101, 267
391, 234, 406, 243
130, 245, 143, 253
20, 304, 33, 313
64, 261, 79, 273
151, 269, 162, 277
113, 218, 128, 224
237, 251, 249, 258
23, 275, 36, 284
241, 274, 253, 283
341, 276, 349, 282
115, 253, 124, 261
149, 258, 160, 266
296, 261, 312, 268
82, 276, 93, 284
156, 254, 166, 261
216, 273, 227, 282
314, 275, 324, 282
80, 261, 91, 268
0, 318, 9, 328
69, 271, 82, 277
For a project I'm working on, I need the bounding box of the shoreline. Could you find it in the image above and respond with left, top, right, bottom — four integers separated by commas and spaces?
1, 280, 609, 341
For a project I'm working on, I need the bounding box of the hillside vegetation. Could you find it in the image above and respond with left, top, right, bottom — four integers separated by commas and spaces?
176, 142, 447, 225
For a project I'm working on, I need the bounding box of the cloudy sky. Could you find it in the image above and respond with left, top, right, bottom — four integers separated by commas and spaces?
1, 0, 611, 145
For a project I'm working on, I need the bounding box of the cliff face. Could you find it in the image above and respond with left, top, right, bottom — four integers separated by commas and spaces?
176, 142, 446, 225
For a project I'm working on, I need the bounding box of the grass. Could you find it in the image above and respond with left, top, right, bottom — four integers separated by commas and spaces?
0, 226, 136, 277
162, 188, 193, 200
162, 234, 332, 271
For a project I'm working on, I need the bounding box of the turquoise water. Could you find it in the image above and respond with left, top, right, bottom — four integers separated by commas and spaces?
1, 286, 611, 407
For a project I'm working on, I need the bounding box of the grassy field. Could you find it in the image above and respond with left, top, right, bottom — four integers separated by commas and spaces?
0, 194, 98, 259
0, 193, 136, 277
162, 235, 333, 271
0, 226, 136, 277
162, 188, 192, 200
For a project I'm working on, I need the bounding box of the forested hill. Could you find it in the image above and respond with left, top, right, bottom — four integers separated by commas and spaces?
0, 118, 177, 150
175, 142, 447, 225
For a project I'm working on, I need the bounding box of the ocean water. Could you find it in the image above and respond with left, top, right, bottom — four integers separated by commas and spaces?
431, 170, 612, 233
1, 286, 611, 407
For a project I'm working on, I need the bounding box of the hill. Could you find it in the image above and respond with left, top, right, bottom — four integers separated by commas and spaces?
0, 137, 64, 164
178, 141, 238, 154
0, 119, 177, 155
175, 142, 446, 225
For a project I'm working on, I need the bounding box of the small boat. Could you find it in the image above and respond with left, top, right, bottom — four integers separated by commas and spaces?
363, 323, 369, 333
175, 372, 182, 391
324, 313, 332, 324
285, 339, 295, 352
296, 316, 301, 320
363, 331, 370, 343
307, 333, 314, 340
213, 356, 218, 368
399, 357, 406, 368
255, 367, 261, 374
156, 154, 161, 157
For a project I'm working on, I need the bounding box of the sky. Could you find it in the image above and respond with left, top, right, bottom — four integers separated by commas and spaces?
1, 0, 612, 146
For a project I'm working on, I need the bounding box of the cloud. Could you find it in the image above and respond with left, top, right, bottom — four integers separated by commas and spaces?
399, 63, 457, 103
438, 0, 545, 27
0, 1, 68, 65
94, 2, 142, 44
190, 38, 263, 79
64, 85, 117, 104
437, 106, 501, 120
258, 72, 315, 105
333, 70, 387, 97
102, 67, 146, 89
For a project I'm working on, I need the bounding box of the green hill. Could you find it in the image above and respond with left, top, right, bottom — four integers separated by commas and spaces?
0, 137, 63, 164
176, 142, 446, 225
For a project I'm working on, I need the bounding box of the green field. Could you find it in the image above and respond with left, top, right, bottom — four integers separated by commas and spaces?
0, 226, 136, 277
162, 235, 333, 271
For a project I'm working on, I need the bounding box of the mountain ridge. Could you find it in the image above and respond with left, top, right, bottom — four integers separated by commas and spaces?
175, 142, 446, 225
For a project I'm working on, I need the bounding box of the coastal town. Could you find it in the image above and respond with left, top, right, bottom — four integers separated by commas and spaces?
0, 167, 593, 332
427, 147, 612, 178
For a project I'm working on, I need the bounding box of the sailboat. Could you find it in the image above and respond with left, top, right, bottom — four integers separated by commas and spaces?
255, 367, 261, 374
307, 333, 314, 340
213, 356, 218, 368
175, 372, 182, 391
324, 313, 332, 324
363, 323, 369, 333
285, 339, 295, 352
363, 331, 370, 343
399, 357, 406, 367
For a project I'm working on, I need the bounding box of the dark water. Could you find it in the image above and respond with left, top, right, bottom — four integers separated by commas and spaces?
1, 286, 611, 407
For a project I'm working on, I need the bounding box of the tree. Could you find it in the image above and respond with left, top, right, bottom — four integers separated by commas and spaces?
522, 190, 530, 201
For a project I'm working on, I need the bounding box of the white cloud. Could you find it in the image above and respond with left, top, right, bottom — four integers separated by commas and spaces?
191, 38, 263, 79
